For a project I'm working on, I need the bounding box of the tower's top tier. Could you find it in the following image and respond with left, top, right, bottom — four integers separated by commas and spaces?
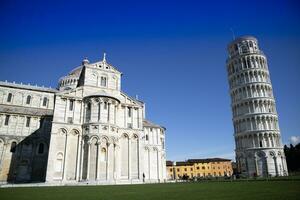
227, 36, 261, 58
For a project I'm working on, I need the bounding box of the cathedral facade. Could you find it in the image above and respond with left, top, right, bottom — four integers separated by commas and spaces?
0, 55, 166, 184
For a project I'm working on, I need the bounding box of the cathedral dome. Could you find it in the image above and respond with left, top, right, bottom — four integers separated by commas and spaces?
69, 66, 83, 76
57, 55, 122, 91
58, 66, 83, 91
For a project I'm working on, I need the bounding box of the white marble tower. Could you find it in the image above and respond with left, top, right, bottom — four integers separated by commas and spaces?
226, 36, 288, 177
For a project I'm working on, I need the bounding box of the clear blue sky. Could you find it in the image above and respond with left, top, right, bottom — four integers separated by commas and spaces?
0, 0, 299, 161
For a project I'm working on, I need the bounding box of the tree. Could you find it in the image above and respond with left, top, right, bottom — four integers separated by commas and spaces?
284, 143, 300, 172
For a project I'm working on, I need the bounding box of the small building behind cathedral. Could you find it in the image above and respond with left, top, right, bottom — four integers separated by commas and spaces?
0, 55, 166, 184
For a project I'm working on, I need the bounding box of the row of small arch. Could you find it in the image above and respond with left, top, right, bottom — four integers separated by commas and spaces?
83, 96, 119, 105
58, 128, 81, 136
234, 114, 279, 123
83, 133, 139, 145
57, 127, 140, 142
236, 150, 284, 159
232, 99, 276, 117
235, 132, 281, 149
235, 132, 280, 139
227, 55, 267, 75
229, 70, 270, 89
233, 115, 279, 133
230, 84, 273, 102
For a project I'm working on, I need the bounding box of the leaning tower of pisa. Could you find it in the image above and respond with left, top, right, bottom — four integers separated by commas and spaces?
226, 36, 288, 177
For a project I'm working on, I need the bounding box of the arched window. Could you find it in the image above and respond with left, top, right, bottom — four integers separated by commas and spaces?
26, 95, 31, 104
100, 76, 107, 87
7, 93, 12, 102
249, 41, 253, 47
38, 143, 44, 154
69, 99, 74, 111
26, 117, 31, 127
10, 141, 17, 153
86, 102, 91, 122
87, 102, 91, 110
128, 107, 132, 117
145, 134, 149, 141
4, 115, 10, 126
42, 97, 48, 106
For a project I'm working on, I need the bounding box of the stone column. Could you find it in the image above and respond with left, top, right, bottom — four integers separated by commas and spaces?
113, 144, 117, 180
250, 118, 253, 130
114, 105, 117, 125
148, 148, 151, 179
251, 101, 255, 113
270, 135, 274, 147
79, 140, 84, 181
98, 102, 101, 122
63, 134, 68, 181
106, 143, 111, 180
96, 142, 101, 180
254, 156, 258, 176
63, 98, 68, 122
128, 137, 131, 180
257, 134, 260, 147
75, 135, 81, 181
267, 135, 272, 148
86, 142, 91, 180
274, 157, 278, 176
107, 102, 111, 124
115, 144, 120, 180
265, 156, 269, 176
138, 138, 142, 180
263, 134, 267, 147
157, 150, 161, 181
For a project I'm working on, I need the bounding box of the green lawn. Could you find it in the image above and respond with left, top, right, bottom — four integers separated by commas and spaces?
1, 180, 299, 200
